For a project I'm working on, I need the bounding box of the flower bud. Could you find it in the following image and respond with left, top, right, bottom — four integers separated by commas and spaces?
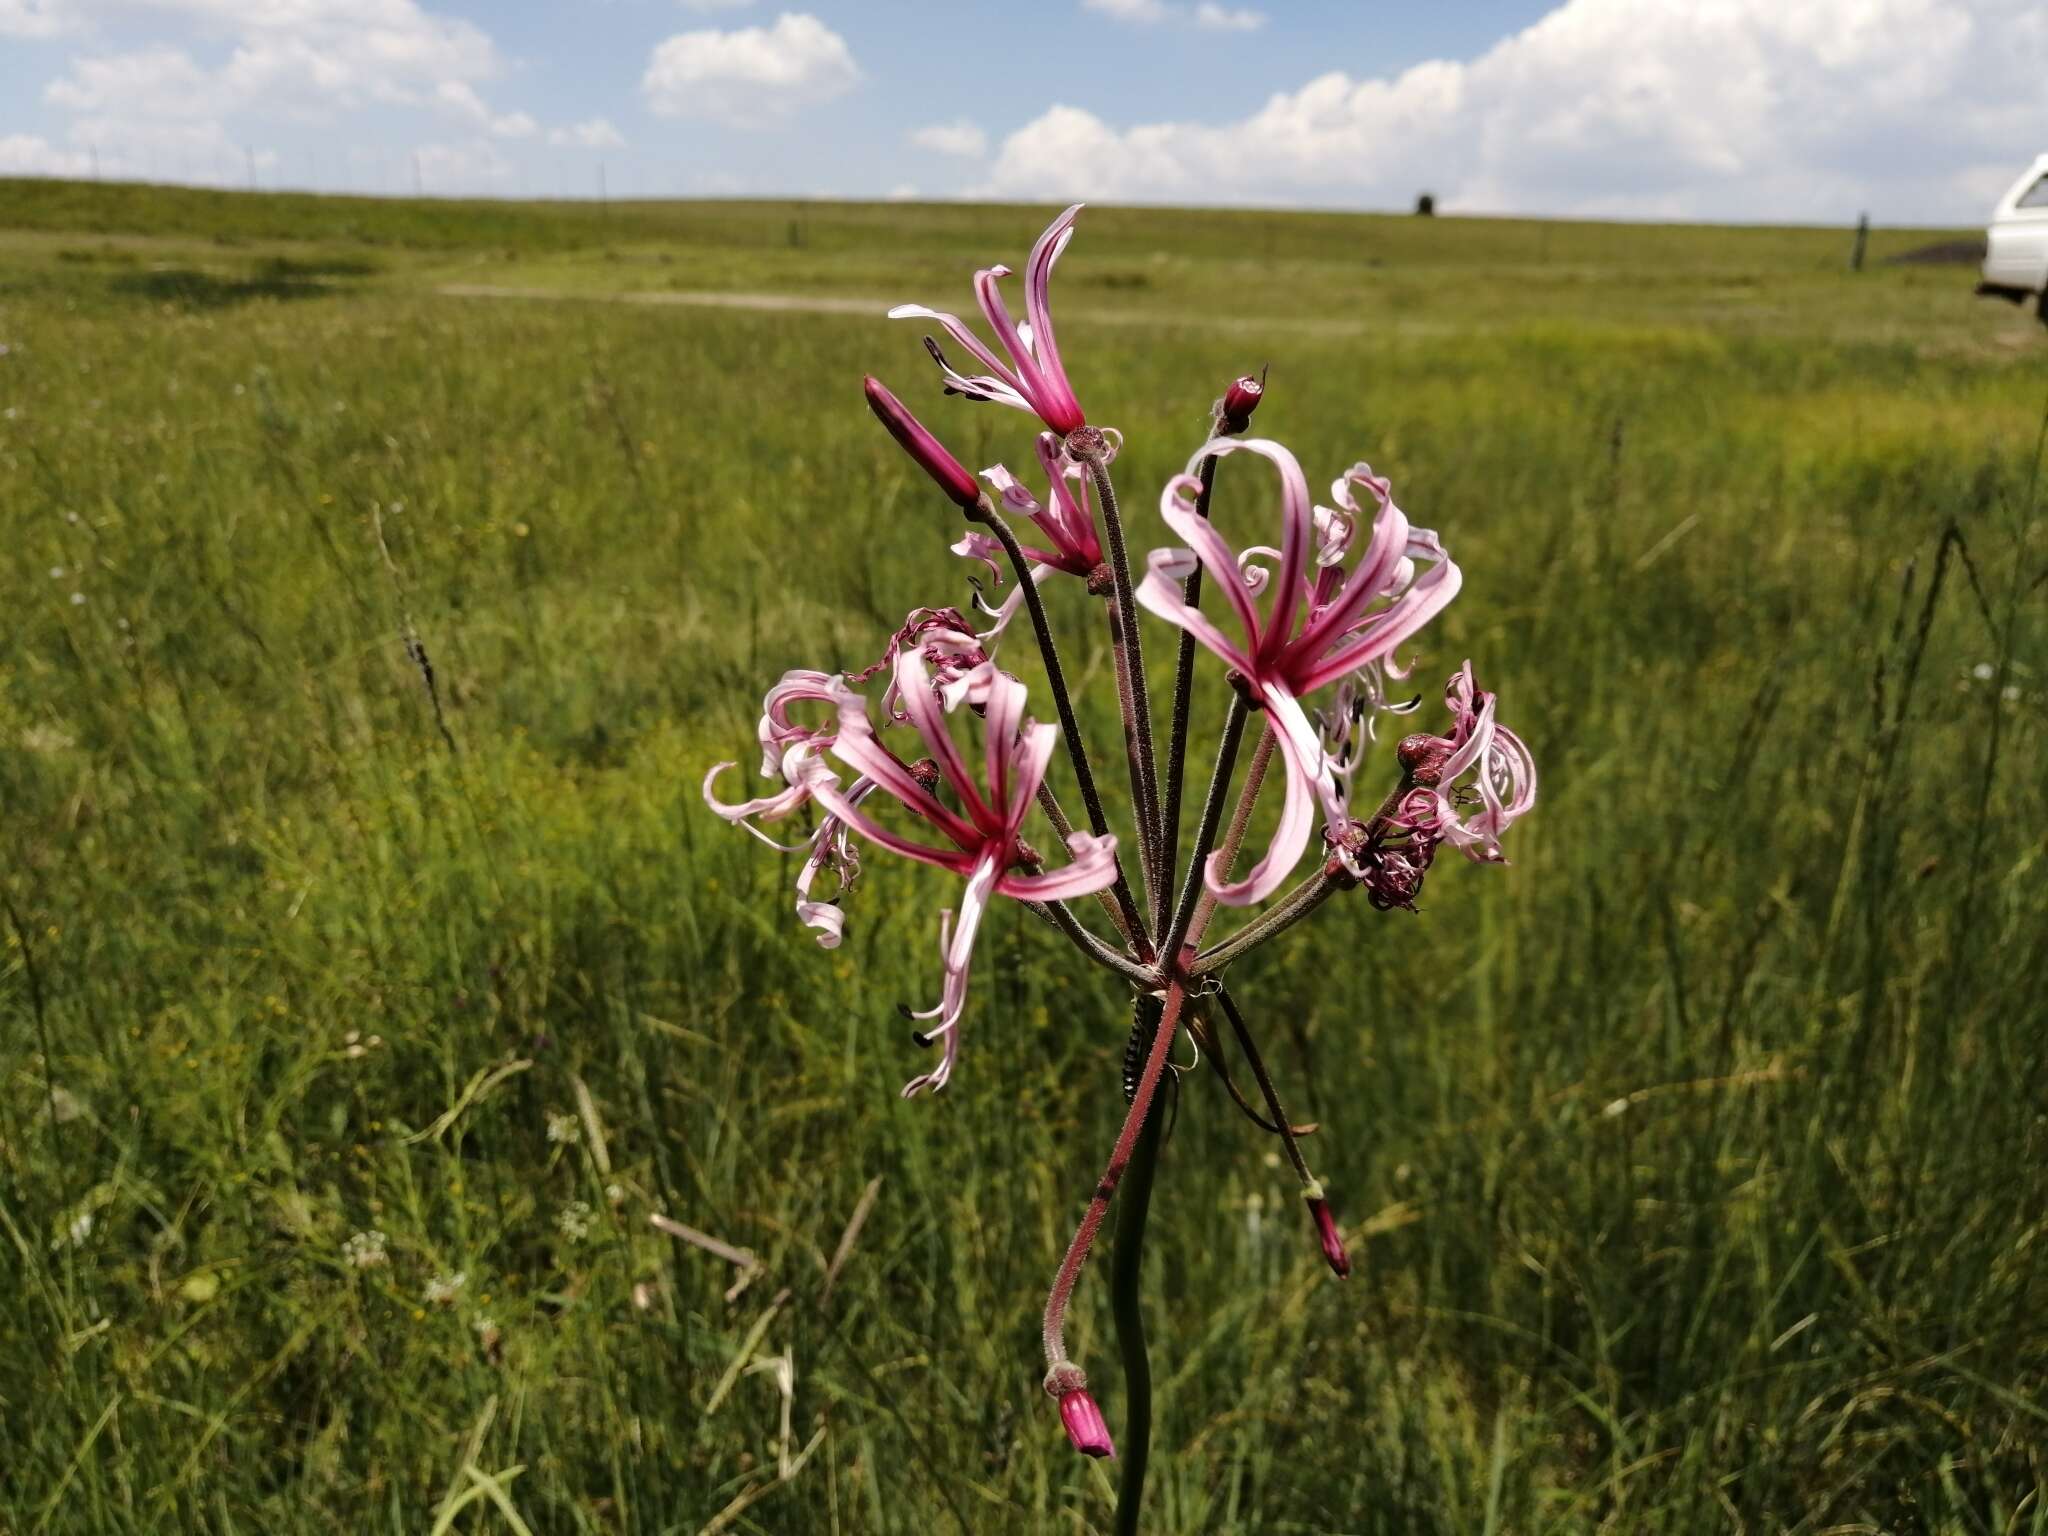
1305, 1194, 1351, 1279
1220, 373, 1264, 434
864, 376, 983, 512
1397, 731, 1454, 786
1057, 1388, 1116, 1459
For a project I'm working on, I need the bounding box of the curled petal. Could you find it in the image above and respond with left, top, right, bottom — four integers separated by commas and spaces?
812, 772, 975, 876
1022, 204, 1085, 434
888, 303, 1029, 409
1184, 438, 1314, 668
999, 831, 1119, 901
1134, 545, 1257, 678
902, 854, 1002, 1096
974, 562, 1053, 644
892, 650, 994, 832
703, 750, 829, 830
1205, 684, 1342, 906
792, 780, 872, 947
1157, 471, 1266, 649
1205, 723, 1316, 907
824, 676, 981, 852
981, 463, 1042, 519
952, 528, 1007, 585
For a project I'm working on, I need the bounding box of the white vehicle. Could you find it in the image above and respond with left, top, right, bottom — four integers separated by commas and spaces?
1979, 153, 2048, 318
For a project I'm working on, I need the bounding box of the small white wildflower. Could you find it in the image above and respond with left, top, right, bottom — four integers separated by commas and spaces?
605, 1182, 625, 1207
65, 511, 80, 525
65, 1210, 95, 1247
1973, 662, 1996, 682
49, 566, 65, 579
3, 407, 17, 421
70, 592, 86, 606
342, 1229, 389, 1269
2003, 684, 2022, 704
545, 1111, 579, 1145
556, 1200, 594, 1242
473, 1314, 496, 1337
424, 1270, 466, 1305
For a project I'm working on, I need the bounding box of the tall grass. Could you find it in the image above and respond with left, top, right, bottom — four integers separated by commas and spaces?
1, 185, 2044, 1533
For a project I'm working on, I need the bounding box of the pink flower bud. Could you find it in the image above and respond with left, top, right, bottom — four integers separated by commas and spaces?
1057, 1388, 1116, 1459
1306, 1195, 1351, 1279
1220, 373, 1264, 433
1397, 731, 1454, 786
864, 376, 983, 512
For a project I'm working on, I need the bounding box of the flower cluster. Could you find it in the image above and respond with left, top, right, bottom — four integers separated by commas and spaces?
707, 204, 1536, 1468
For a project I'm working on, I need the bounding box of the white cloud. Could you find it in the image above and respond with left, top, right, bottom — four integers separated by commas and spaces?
642, 11, 858, 127
0, 133, 93, 174
1193, 3, 1265, 30
1084, 0, 1266, 29
1083, 0, 1169, 18
886, 182, 918, 201
0, 0, 66, 36
909, 117, 987, 158
549, 117, 626, 150
46, 47, 217, 119
29, 0, 536, 181
987, 0, 2048, 223
435, 80, 535, 138
414, 137, 512, 192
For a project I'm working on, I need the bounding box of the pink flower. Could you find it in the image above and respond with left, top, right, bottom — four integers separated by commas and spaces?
1305, 1194, 1351, 1279
809, 653, 1119, 1096
701, 669, 840, 829
889, 204, 1088, 437
864, 376, 983, 511
1220, 372, 1264, 434
1349, 787, 1443, 912
981, 430, 1105, 578
1403, 662, 1537, 864
704, 671, 877, 947
1056, 1385, 1115, 1460
1315, 660, 1423, 795
1134, 440, 1461, 905
849, 607, 990, 721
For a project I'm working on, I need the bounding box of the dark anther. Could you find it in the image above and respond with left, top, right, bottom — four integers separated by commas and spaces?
924, 335, 995, 404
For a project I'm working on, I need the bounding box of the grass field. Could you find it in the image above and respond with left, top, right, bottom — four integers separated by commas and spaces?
2, 178, 2046, 1535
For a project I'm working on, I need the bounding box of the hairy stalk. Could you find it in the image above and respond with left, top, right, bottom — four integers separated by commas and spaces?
1195, 1004, 1316, 1137
1184, 719, 1278, 954
1160, 691, 1250, 970
1081, 450, 1165, 921
978, 502, 1152, 956
1041, 981, 1187, 1380
1213, 983, 1313, 1185
1103, 595, 1161, 923
1191, 869, 1344, 976
1111, 994, 1166, 1536
1037, 781, 1137, 947
1158, 448, 1222, 901
1027, 899, 1156, 988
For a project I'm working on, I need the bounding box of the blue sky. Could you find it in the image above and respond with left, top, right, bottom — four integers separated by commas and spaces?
2, 0, 2042, 221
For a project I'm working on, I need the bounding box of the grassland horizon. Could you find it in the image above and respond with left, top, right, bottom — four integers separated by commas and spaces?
2, 177, 2044, 1535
